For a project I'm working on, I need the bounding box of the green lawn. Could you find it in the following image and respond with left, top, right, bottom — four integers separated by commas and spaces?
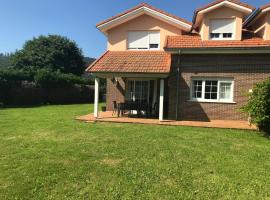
0, 104, 269, 200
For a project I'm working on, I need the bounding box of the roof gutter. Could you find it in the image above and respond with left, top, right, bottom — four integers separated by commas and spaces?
165, 47, 270, 54
90, 72, 170, 79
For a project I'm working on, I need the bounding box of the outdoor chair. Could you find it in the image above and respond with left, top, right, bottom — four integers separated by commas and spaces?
112, 101, 118, 116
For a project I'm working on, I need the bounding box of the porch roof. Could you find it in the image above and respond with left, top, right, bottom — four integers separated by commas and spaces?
86, 51, 171, 74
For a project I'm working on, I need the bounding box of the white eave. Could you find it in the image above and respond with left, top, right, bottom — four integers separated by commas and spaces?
197, 1, 253, 15
261, 7, 270, 14
97, 6, 192, 34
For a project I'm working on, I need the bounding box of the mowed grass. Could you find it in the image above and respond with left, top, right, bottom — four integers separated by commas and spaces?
0, 104, 269, 200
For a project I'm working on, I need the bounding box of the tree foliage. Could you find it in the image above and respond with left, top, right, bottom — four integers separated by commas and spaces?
0, 68, 33, 83
34, 69, 89, 88
242, 78, 270, 133
0, 53, 12, 68
11, 35, 85, 75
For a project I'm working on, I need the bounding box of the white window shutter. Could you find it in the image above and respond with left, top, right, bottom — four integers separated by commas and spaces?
149, 31, 160, 44
128, 32, 149, 49
210, 19, 234, 33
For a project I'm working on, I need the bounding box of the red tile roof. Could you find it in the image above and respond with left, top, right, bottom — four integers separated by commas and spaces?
86, 51, 171, 73
96, 3, 192, 27
166, 34, 270, 49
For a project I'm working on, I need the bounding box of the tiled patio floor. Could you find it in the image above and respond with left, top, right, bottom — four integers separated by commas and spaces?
76, 111, 257, 130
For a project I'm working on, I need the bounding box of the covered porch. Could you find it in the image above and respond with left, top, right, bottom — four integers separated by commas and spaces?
93, 75, 167, 121
86, 50, 172, 121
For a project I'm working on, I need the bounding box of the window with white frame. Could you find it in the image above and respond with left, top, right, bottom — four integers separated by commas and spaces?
209, 19, 235, 40
128, 31, 160, 50
191, 78, 234, 102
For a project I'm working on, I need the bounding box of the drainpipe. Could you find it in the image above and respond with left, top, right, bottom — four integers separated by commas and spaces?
175, 50, 181, 120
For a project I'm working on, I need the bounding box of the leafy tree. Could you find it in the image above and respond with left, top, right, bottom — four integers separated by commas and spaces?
11, 35, 85, 75
242, 78, 270, 133
0, 53, 12, 68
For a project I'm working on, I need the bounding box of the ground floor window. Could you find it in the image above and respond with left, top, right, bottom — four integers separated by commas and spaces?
126, 80, 150, 103
191, 78, 234, 103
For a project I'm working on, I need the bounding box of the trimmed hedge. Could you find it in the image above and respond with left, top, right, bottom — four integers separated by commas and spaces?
242, 78, 270, 133
0, 68, 91, 87
0, 82, 95, 105
0, 68, 100, 106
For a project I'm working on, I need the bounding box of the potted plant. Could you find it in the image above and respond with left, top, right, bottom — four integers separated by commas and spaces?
101, 106, 106, 112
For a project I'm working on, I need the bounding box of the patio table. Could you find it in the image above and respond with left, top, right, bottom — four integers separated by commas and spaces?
117, 101, 151, 117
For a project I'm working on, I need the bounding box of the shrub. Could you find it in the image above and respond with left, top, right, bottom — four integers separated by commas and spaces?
34, 69, 90, 88
0, 68, 33, 83
242, 78, 270, 133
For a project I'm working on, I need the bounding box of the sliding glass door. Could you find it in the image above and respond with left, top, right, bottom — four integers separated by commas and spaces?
126, 80, 150, 103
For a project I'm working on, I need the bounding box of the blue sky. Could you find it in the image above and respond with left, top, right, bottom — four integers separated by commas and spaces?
0, 0, 268, 58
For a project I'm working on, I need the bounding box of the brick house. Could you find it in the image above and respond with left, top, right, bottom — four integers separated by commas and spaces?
86, 0, 270, 122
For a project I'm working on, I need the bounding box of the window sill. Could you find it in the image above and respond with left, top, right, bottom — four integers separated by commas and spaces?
209, 38, 235, 41
188, 100, 236, 104
127, 48, 160, 51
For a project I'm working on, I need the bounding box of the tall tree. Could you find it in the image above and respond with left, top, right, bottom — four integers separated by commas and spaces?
0, 53, 12, 68
11, 35, 85, 75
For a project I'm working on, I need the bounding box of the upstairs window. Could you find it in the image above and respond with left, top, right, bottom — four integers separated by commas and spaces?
128, 31, 160, 50
209, 19, 235, 40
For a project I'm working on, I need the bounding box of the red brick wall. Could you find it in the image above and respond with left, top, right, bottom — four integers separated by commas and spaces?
168, 54, 270, 121
106, 78, 126, 111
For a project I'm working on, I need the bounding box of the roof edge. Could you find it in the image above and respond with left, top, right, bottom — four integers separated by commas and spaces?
85, 50, 109, 72
193, 0, 255, 26
96, 3, 192, 32
165, 47, 270, 54
261, 3, 270, 10
243, 2, 270, 28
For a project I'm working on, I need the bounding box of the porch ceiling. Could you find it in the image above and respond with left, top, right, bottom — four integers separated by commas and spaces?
86, 51, 171, 75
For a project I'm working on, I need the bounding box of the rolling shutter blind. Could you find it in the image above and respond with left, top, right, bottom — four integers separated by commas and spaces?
128, 32, 149, 49
210, 19, 234, 33
149, 31, 160, 44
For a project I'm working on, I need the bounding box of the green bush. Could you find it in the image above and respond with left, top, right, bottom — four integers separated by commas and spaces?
0, 68, 33, 82
242, 78, 270, 133
34, 69, 89, 88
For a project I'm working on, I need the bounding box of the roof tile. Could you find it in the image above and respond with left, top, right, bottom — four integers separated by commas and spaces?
86, 51, 171, 74
166, 34, 270, 49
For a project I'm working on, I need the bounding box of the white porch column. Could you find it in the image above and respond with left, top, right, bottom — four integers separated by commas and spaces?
94, 77, 100, 118
159, 79, 164, 121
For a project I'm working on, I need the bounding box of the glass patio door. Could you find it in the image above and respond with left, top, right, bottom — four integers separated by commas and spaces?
126, 80, 149, 103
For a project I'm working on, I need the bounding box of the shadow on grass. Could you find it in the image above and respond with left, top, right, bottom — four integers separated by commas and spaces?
262, 132, 270, 140
0, 103, 94, 109
0, 103, 47, 109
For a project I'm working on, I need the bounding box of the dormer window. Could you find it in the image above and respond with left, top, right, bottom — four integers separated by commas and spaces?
209, 19, 235, 40
128, 31, 160, 50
